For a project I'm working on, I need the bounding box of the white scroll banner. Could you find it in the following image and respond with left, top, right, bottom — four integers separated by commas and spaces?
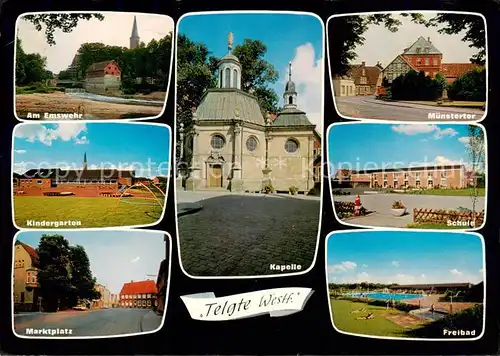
180, 287, 314, 321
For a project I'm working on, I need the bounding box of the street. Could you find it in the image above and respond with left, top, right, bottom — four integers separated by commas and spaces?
177, 192, 320, 276
334, 193, 486, 228
335, 96, 484, 121
14, 308, 162, 337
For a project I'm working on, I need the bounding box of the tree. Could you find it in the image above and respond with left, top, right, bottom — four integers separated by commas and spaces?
466, 125, 485, 223
232, 39, 280, 113
447, 68, 486, 101
68, 245, 101, 307
36, 235, 73, 312
22, 13, 105, 46
15, 38, 52, 86
328, 13, 486, 76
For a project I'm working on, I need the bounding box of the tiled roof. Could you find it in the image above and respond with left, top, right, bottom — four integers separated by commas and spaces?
120, 280, 158, 295
195, 89, 266, 126
441, 63, 479, 78
86, 60, 119, 73
20, 168, 135, 180
272, 108, 314, 127
348, 64, 381, 86
403, 36, 442, 55
16, 240, 39, 265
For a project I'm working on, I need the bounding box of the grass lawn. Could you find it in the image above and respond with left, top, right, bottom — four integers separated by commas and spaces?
330, 299, 423, 337
394, 188, 485, 197
14, 196, 164, 228
399, 100, 485, 109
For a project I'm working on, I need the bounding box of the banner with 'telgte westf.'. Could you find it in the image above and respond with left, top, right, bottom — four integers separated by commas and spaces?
181, 287, 314, 321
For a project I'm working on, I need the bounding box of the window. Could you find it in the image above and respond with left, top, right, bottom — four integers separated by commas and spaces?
360, 77, 367, 84
416, 47, 421, 54
416, 58, 421, 65
233, 69, 238, 88
147, 300, 152, 306
341, 85, 345, 95
37, 180, 42, 184
225, 68, 230, 88
288, 96, 293, 104
433, 58, 438, 66
219, 70, 223, 88
284, 139, 299, 154
210, 134, 225, 150
246, 136, 258, 152
416, 172, 421, 178
383, 174, 387, 180
416, 180, 421, 187
441, 171, 446, 178
425, 58, 430, 65
362, 69, 366, 76
424, 47, 430, 53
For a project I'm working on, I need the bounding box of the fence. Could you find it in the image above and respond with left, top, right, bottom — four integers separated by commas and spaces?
334, 201, 355, 213
413, 208, 485, 226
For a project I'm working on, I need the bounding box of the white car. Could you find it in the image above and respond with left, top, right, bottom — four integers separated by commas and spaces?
73, 305, 87, 311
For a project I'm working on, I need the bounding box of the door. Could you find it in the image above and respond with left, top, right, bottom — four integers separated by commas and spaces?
208, 165, 222, 187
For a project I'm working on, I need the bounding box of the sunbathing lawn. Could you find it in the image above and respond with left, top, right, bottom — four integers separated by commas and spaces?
395, 188, 485, 197
330, 299, 422, 337
14, 196, 164, 228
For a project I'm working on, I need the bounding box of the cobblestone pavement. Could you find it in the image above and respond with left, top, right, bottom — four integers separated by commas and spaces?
178, 194, 320, 276
14, 308, 158, 337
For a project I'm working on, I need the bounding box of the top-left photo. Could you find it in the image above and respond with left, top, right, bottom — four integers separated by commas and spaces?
14, 11, 174, 121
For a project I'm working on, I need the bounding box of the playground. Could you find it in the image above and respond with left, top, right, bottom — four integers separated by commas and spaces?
13, 183, 166, 228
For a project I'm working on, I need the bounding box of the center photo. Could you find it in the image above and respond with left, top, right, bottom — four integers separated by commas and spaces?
173, 11, 324, 278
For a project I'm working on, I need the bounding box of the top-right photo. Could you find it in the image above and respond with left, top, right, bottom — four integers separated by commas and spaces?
328, 11, 487, 122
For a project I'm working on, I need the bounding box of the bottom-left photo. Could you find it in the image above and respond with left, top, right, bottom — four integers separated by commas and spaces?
12, 229, 171, 338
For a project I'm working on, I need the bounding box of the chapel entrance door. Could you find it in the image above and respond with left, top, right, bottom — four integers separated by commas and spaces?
208, 164, 223, 188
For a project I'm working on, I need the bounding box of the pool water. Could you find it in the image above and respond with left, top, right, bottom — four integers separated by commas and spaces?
345, 292, 423, 301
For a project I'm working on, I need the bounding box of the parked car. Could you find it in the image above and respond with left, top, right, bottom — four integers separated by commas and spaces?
73, 304, 87, 311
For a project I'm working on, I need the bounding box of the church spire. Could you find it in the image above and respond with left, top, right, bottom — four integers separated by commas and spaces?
130, 16, 140, 49
83, 152, 88, 170
283, 61, 297, 109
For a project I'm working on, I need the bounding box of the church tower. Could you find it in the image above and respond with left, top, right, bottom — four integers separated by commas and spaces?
283, 62, 298, 109
217, 32, 242, 90
83, 152, 88, 170
130, 16, 140, 49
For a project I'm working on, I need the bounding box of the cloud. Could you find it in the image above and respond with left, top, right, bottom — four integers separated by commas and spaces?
450, 268, 463, 276
433, 155, 464, 166
356, 272, 370, 282
391, 124, 457, 139
75, 136, 89, 145
129, 256, 140, 263
15, 123, 87, 146
329, 261, 357, 273
391, 261, 400, 267
14, 149, 26, 154
362, 264, 368, 268
288, 43, 323, 133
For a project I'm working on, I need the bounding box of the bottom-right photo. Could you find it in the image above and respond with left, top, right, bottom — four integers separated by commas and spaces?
326, 230, 484, 340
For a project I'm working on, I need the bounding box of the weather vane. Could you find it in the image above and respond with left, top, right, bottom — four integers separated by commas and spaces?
228, 32, 234, 52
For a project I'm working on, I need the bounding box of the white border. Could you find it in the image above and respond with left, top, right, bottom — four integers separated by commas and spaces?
11, 228, 173, 339
326, 121, 488, 232
324, 229, 486, 341
326, 10, 489, 124
11, 121, 172, 230
13, 11, 175, 122
173, 10, 325, 279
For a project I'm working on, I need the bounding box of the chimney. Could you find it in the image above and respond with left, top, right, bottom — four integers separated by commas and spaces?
427, 37, 430, 42
361, 61, 366, 66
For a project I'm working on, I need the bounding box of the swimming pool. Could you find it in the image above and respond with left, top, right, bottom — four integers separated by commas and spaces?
345, 292, 423, 301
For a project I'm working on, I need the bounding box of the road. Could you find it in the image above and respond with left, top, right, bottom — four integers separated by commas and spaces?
335, 96, 484, 121
177, 193, 320, 276
334, 193, 486, 228
14, 308, 162, 337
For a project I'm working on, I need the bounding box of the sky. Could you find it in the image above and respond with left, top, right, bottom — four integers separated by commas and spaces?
17, 12, 174, 74
13, 123, 170, 178
327, 230, 484, 285
16, 230, 168, 294
346, 12, 484, 67
178, 13, 324, 133
328, 123, 485, 174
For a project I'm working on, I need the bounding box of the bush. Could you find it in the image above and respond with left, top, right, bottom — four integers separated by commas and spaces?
390, 70, 443, 101
447, 68, 486, 101
392, 200, 406, 209
263, 183, 274, 194
289, 186, 299, 195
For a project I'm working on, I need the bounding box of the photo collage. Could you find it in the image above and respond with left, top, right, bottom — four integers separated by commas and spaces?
1, 4, 495, 354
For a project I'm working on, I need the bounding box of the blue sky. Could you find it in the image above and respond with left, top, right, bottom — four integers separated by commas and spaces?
16, 230, 168, 294
13, 123, 170, 178
327, 231, 484, 285
178, 12, 324, 132
328, 124, 484, 175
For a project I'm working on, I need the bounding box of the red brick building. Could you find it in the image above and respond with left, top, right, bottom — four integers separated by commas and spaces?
442, 63, 480, 84
335, 164, 468, 189
402, 36, 443, 79
85, 60, 122, 93
119, 280, 158, 309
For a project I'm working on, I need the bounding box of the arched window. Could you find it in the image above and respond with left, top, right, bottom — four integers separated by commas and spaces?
288, 96, 293, 105
219, 70, 223, 88
233, 69, 238, 88
284, 139, 299, 154
225, 68, 231, 88
246, 136, 258, 152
